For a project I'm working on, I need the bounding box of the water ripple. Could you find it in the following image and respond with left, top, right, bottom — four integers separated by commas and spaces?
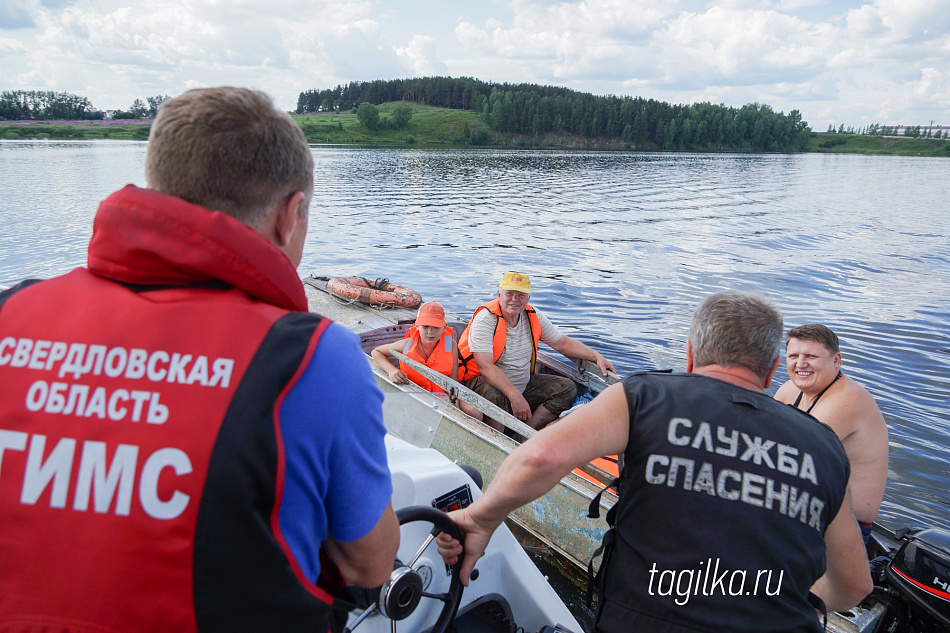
3, 142, 949, 532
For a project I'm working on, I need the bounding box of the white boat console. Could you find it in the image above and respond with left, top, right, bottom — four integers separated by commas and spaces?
344, 434, 582, 633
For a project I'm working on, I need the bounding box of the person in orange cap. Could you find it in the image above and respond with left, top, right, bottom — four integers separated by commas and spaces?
372, 302, 483, 419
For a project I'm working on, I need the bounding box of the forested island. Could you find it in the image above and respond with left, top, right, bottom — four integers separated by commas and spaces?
2, 80, 947, 156
298, 77, 809, 152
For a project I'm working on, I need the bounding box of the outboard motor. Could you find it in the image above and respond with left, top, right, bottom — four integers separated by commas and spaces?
833, 527, 950, 633
885, 528, 950, 632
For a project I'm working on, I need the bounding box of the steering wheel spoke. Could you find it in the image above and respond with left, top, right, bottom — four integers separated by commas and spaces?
406, 532, 437, 568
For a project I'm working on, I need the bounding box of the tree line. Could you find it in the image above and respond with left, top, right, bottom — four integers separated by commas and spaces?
0, 90, 170, 121
827, 123, 948, 139
297, 76, 811, 152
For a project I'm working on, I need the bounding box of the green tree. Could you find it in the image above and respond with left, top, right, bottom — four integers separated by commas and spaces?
453, 121, 470, 144
391, 103, 413, 129
146, 95, 171, 117
665, 118, 677, 149
357, 102, 380, 131
129, 99, 148, 118
292, 76, 810, 152
467, 125, 490, 145
0, 90, 97, 120
621, 122, 633, 142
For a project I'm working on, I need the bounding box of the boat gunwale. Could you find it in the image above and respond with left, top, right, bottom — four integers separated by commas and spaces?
358, 320, 620, 490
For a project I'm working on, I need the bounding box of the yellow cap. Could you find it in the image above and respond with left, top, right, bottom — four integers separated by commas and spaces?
499, 272, 531, 293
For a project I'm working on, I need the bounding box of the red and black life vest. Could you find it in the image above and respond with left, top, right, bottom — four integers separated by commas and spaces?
0, 186, 349, 633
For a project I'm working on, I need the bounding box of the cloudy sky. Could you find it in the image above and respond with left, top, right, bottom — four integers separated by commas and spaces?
1, 0, 947, 130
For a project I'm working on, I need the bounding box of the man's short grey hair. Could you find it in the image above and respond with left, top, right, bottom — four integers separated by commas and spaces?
689, 290, 783, 378
145, 86, 313, 228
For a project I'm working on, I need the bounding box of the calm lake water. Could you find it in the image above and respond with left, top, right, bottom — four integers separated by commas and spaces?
2, 140, 949, 593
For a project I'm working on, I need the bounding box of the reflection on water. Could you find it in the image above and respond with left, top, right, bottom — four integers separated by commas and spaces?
2, 142, 949, 536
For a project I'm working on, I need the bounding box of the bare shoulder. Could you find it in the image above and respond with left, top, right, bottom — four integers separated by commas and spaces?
836, 376, 883, 418
813, 376, 885, 440
773, 380, 798, 404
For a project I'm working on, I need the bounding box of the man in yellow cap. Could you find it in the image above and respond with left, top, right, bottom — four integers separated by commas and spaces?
458, 272, 616, 431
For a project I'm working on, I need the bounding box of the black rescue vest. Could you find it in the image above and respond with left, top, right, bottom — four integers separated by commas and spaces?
591, 372, 849, 633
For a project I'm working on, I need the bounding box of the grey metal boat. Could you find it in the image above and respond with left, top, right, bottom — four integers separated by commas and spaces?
304, 274, 617, 574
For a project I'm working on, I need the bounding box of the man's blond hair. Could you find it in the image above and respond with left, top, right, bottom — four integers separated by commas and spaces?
786, 324, 840, 355
145, 87, 313, 228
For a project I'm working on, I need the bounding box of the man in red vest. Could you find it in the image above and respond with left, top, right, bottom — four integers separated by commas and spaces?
458, 271, 615, 432
0, 87, 398, 632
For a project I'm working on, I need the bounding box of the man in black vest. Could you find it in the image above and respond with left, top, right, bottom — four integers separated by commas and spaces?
439, 290, 871, 632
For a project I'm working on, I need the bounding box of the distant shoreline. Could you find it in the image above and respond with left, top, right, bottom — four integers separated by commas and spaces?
2, 116, 948, 157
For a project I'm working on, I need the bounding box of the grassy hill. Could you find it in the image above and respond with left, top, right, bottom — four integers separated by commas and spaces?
2, 101, 948, 156
0, 119, 152, 140
803, 132, 950, 157
293, 102, 628, 149
294, 102, 484, 146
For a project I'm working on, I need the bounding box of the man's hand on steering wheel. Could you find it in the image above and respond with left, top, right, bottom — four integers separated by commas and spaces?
436, 507, 496, 587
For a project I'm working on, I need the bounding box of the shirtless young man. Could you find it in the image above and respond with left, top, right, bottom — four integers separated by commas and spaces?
775, 324, 889, 541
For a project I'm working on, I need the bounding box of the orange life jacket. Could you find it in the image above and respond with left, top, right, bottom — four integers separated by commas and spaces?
398, 326, 457, 394
457, 299, 541, 381
573, 455, 620, 490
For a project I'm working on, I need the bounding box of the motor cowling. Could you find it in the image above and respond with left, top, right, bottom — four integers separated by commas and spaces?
886, 528, 950, 632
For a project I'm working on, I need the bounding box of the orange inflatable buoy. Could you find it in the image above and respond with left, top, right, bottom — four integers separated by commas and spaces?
326, 276, 423, 309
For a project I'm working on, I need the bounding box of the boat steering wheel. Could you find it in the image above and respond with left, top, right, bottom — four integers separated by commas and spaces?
345, 505, 465, 633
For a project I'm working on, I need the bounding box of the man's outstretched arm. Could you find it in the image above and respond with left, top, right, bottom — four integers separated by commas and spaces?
547, 335, 616, 377
438, 383, 630, 583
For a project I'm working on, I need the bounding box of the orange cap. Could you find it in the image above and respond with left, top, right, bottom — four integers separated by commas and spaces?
415, 301, 446, 327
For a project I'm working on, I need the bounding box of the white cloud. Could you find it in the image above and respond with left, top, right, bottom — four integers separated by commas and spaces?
462, 0, 948, 128
714, 0, 772, 9
845, 4, 886, 35
654, 7, 837, 88
867, 0, 950, 41
4, 0, 411, 109
775, 0, 827, 10
395, 35, 448, 76
451, 1, 679, 85
454, 20, 491, 49
0, 37, 28, 55
0, 0, 946, 128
